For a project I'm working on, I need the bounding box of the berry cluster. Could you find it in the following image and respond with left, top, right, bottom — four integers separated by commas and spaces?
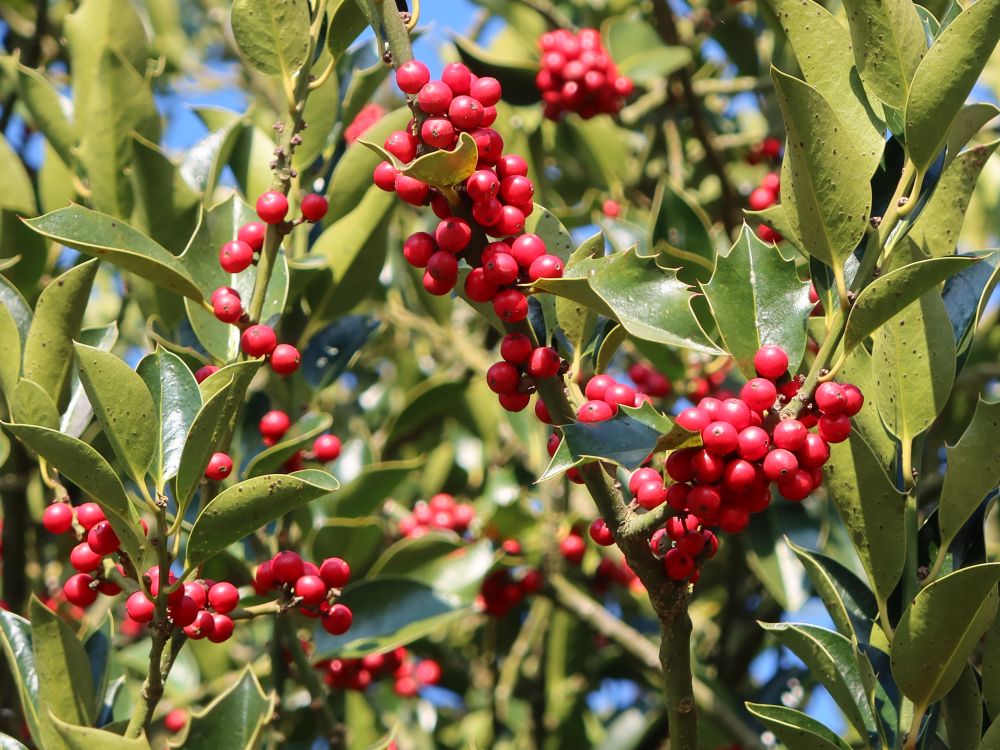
486, 333, 567, 414
126, 572, 239, 643
746, 137, 782, 165
747, 171, 783, 243
376, 59, 564, 317
258, 409, 342, 470
478, 567, 543, 617
575, 373, 651, 423
626, 361, 672, 399
593, 553, 643, 595
253, 551, 353, 635
344, 102, 385, 144
398, 493, 475, 538
318, 646, 442, 696
535, 29, 633, 120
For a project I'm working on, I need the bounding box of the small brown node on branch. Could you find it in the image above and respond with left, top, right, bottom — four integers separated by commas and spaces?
290, 134, 303, 146
273, 121, 284, 133
869, 215, 882, 227
897, 196, 909, 208
917, 565, 930, 581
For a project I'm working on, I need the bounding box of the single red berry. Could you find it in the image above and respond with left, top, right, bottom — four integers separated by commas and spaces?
772, 419, 808, 451
238, 222, 266, 252
241, 325, 277, 357
666, 515, 700, 541
466, 170, 500, 202
472, 198, 503, 226
814, 382, 848, 416
183, 581, 207, 609
761, 172, 780, 192
500, 175, 535, 205
417, 80, 453, 115
464, 268, 498, 302
403, 232, 436, 268
313, 434, 342, 462
492, 289, 528, 322
718, 505, 751, 533
87, 520, 120, 555
467, 74, 499, 104
534, 399, 552, 423
818, 414, 852, 443
589, 518, 614, 546
373, 161, 399, 191
396, 60, 431, 94
126, 591, 155, 623
602, 199, 621, 218
184, 609, 216, 640
666, 482, 689, 510
205, 582, 239, 615
421, 117, 456, 149
497, 155, 528, 180
205, 452, 233, 481
434, 218, 472, 253
42, 503, 74, 534
426, 252, 459, 285
841, 383, 865, 416
471, 127, 504, 165
295, 574, 328, 605
493, 205, 525, 236
578, 400, 614, 422
510, 234, 546, 267
254, 561, 274, 594
584, 374, 615, 401
256, 191, 289, 224
300, 193, 329, 222
560, 534, 586, 564
486, 361, 521, 395
702, 421, 739, 456
690, 449, 726, 484
322, 603, 353, 635
723, 458, 758, 491
628, 467, 661, 493
64, 573, 98, 607
272, 551, 304, 584
70, 542, 102, 572
677, 531, 706, 557
741, 378, 778, 412
259, 410, 292, 441
384, 130, 418, 162
441, 62, 472, 94
720, 398, 753, 430
208, 614, 234, 643
499, 392, 531, 412
778, 469, 815, 501
603, 383, 636, 411
212, 290, 242, 323
319, 557, 351, 589
754, 345, 789, 379
528, 346, 561, 379
415, 659, 442, 686
269, 344, 301, 376
637, 480, 667, 510
76, 502, 105, 530
763, 448, 799, 481
195, 365, 219, 383
676, 407, 710, 433
449, 95, 484, 129
737, 426, 771, 461
748, 187, 777, 211
664, 548, 695, 580
797, 433, 831, 468
500, 333, 532, 365
394, 174, 430, 205
219, 240, 254, 273
687, 485, 721, 517
665, 449, 695, 483
164, 710, 188, 734
528, 254, 564, 281
168, 595, 199, 627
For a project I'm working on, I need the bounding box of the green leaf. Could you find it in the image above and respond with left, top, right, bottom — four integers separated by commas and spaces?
137, 348, 202, 488
244, 412, 331, 478
872, 290, 955, 441
83, 614, 111, 718
51, 717, 152, 750
945, 103, 1000, 168
4, 62, 75, 167
938, 399, 1000, 552
842, 254, 980, 353
1, 425, 145, 566
24, 207, 203, 301
903, 0, 1000, 171
745, 703, 853, 750
0, 610, 44, 748
0, 274, 32, 346
326, 458, 423, 518
0, 310, 21, 407
360, 131, 480, 189
618, 47, 692, 87
369, 536, 497, 599
837, 346, 896, 477
941, 665, 983, 750
74, 343, 156, 485
745, 506, 808, 611
788, 540, 879, 642
891, 563, 1000, 710
312, 516, 385, 575
771, 68, 872, 277
182, 196, 289, 359
650, 179, 716, 284
823, 433, 906, 609
61, 324, 119, 439
29, 597, 95, 727
525, 205, 575, 264
342, 61, 392, 129
764, 0, 885, 175
313, 578, 470, 659
327, 0, 369, 60
982, 616, 1000, 719
701, 224, 812, 379
230, 0, 310, 78
760, 622, 880, 741
532, 249, 722, 354
186, 470, 339, 569
982, 717, 1000, 750
173, 361, 261, 515
21, 259, 98, 408
130, 136, 201, 255
842, 0, 926, 109
293, 52, 339, 170
0, 134, 36, 215
11, 379, 60, 430
172, 667, 274, 750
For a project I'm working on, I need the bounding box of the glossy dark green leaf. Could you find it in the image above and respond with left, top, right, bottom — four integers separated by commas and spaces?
525, 205, 575, 263
941, 664, 983, 750
186, 470, 339, 569
650, 178, 716, 283
771, 69, 872, 277
244, 412, 331, 478
172, 667, 274, 750
60, 324, 119, 439
764, 0, 885, 174
130, 136, 201, 255
326, 458, 422, 517
891, 563, 1000, 710
903, 0, 1000, 171
83, 615, 111, 719
746, 504, 809, 611
74, 343, 156, 485
311, 516, 385, 576
51, 718, 151, 750
788, 541, 879, 642
842, 254, 979, 353
21, 259, 98, 407
0, 306, 21, 407
938, 399, 1000, 552
0, 274, 32, 346
745, 703, 853, 750
11, 379, 59, 430
533, 249, 722, 354
360, 131, 479, 189
24, 208, 203, 301
760, 622, 880, 741
2, 424, 145, 566
230, 0, 310, 78
0, 610, 43, 746
313, 578, 469, 659
872, 291, 955, 441
823, 433, 906, 610
702, 224, 812, 378
453, 36, 540, 106
369, 536, 496, 600
327, 0, 369, 60
842, 0, 926, 109
137, 348, 202, 488
29, 597, 95, 727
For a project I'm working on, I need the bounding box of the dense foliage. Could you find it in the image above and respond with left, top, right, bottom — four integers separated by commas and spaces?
0, 0, 998, 748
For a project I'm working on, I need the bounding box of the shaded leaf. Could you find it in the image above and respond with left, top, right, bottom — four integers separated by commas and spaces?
453, 36, 540, 106
30, 597, 95, 727
173, 667, 274, 750
369, 536, 496, 600
746, 703, 853, 750
941, 665, 983, 750
789, 540, 879, 642
650, 179, 716, 283
327, 458, 422, 518
0, 134, 35, 215
300, 315, 380, 390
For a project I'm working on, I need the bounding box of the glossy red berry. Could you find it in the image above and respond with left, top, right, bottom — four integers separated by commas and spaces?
560, 534, 586, 564
842, 384, 865, 416
778, 469, 815, 501
664, 548, 695, 580
256, 191, 289, 224
322, 603, 353, 635
484, 251, 519, 285
741, 378, 778, 412
212, 290, 242, 324
219, 240, 254, 273
64, 573, 98, 607
75, 502, 105, 530
271, 551, 304, 584
421, 117, 456, 149
797, 433, 831, 468
300, 193, 329, 222
184, 610, 215, 640
628, 467, 661, 493
499, 393, 531, 412
754, 345, 789, 379
417, 81, 453, 115
313, 434, 342, 462
269, 344, 301, 375
384, 130, 418, 162
495, 205, 525, 235
528, 346, 561, 378
748, 187, 776, 211
395, 174, 431, 205
70, 542, 102, 572
238, 222, 266, 252
466, 170, 500, 202
486, 361, 520, 395
87, 520, 120, 555
665, 449, 695, 483
194, 365, 219, 383
464, 268, 498, 302
373, 161, 399, 191
772, 419, 808, 451
259, 410, 291, 441
675, 407, 710, 433
42, 503, 74, 534
403, 232, 436, 268
578, 400, 614, 422
737, 426, 771, 461
500, 333, 532, 365
319, 557, 351, 588
528, 254, 563, 281
690, 449, 725, 484
492, 289, 528, 322
441, 62, 472, 95
723, 459, 757, 491
589, 518, 614, 546
814, 382, 848, 416
702, 421, 739, 455
687, 485, 721, 517
168, 596, 199, 627
241, 325, 277, 357
396, 60, 431, 94
763, 448, 799, 481
637, 480, 667, 510
470, 76, 502, 106
208, 614, 234, 643
295, 574, 328, 605
449, 95, 484, 129
818, 414, 852, 443
126, 591, 155, 623
497, 154, 528, 179
205, 452, 233, 481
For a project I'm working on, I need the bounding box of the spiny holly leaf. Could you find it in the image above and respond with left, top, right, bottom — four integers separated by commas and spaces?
891, 563, 1000, 710
171, 667, 275, 750
903, 0, 1000, 172
230, 0, 310, 79
51, 717, 151, 750
359, 131, 479, 189
701, 224, 812, 379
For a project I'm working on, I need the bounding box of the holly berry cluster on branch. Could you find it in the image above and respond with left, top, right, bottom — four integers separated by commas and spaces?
374, 59, 564, 316
397, 493, 475, 537
478, 566, 544, 617
258, 409, 342, 472
486, 333, 568, 414
535, 28, 634, 120
253, 551, 354, 635
747, 171, 783, 244
126, 572, 238, 644
317, 646, 442, 696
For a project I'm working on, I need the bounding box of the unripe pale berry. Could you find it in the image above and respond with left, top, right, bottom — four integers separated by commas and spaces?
241, 325, 277, 357
269, 344, 301, 376
42, 503, 74, 534
205, 452, 233, 481
256, 191, 289, 224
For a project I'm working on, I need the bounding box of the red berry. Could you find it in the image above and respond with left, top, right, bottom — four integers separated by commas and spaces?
212, 290, 242, 324
772, 419, 808, 451
205, 452, 233, 480
797, 433, 831, 468
319, 557, 351, 588
208, 614, 234, 643
763, 448, 799, 481
164, 709, 188, 734
384, 130, 418, 162
269, 344, 300, 375
421, 117, 456, 149
168, 595, 199, 627
254, 561, 274, 593
629, 467, 661, 493
313, 434, 342, 462
472, 198, 503, 226
126, 591, 155, 623
466, 170, 500, 202
740, 378, 778, 412
259, 410, 291, 440
42, 503, 74, 534
666, 482, 689, 510
195, 365, 219, 383
272, 551, 304, 584
238, 221, 266, 251
403, 232, 436, 268
511, 234, 547, 267
70, 542, 102, 572
761, 173, 780, 192
719, 398, 753, 430
754, 345, 789, 379
471, 128, 504, 166
64, 573, 97, 607
373, 161, 399, 191
301, 193, 329, 222
417, 81, 453, 115
492, 289, 528, 322
534, 399, 552, 423
449, 95, 484, 129
778, 469, 815, 501
484, 252, 519, 285
441, 63, 472, 95
814, 382, 848, 416
637, 480, 667, 510
603, 383, 636, 411
702, 421, 739, 455
256, 191, 289, 224
500, 333, 532, 365
322, 603, 353, 635
818, 414, 852, 443
183, 581, 207, 609
500, 175, 534, 205
497, 154, 528, 179
687, 485, 721, 517
295, 574, 328, 605
748, 187, 777, 211
528, 254, 563, 281
677, 532, 706, 557
690, 449, 725, 484
578, 400, 614, 422
396, 60, 430, 94
470, 76, 502, 106
394, 174, 430, 205
584, 375, 615, 401
241, 325, 277, 357
723, 458, 758, 491
589, 518, 614, 546
184, 610, 215, 640
206, 581, 239, 614
676, 407, 710, 433
842, 384, 864, 416
76, 502, 105, 530
528, 347, 561, 378
464, 268, 498, 302
665, 449, 695, 482
219, 240, 254, 273
602, 199, 621, 218
415, 659, 442, 686
718, 505, 751, 533
664, 549, 695, 580
87, 520, 120, 555
499, 393, 531, 412
560, 534, 586, 564
737, 426, 771, 461
486, 361, 520, 395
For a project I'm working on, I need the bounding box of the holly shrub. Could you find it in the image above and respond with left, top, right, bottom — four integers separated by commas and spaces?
0, 0, 998, 748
